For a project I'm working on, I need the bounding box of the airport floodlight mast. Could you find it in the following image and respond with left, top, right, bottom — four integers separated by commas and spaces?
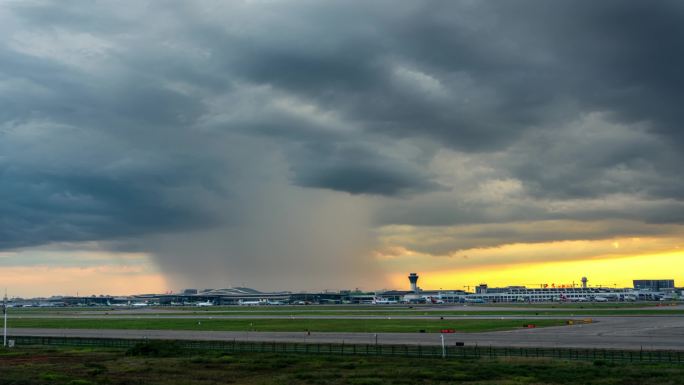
3, 289, 7, 348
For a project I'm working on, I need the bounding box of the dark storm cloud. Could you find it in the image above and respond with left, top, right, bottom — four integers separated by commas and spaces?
193, 0, 684, 203
295, 160, 438, 196
2, 0, 684, 287
377, 220, 684, 257
206, 1, 684, 153
0, 170, 218, 249
390, 1, 684, 147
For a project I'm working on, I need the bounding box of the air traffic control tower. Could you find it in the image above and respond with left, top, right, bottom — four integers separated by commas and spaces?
408, 273, 419, 292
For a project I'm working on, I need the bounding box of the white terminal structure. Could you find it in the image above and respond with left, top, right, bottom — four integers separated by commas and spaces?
3, 277, 681, 307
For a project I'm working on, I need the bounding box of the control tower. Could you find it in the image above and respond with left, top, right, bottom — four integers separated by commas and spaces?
408, 273, 419, 292
581, 277, 588, 289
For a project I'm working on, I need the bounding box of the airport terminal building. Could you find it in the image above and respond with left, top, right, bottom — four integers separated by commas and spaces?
7, 274, 680, 307
633, 280, 676, 292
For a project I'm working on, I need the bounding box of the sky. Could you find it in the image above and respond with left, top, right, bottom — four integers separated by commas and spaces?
1, 1, 684, 297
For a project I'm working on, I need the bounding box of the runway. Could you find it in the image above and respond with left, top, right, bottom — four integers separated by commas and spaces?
9, 316, 684, 351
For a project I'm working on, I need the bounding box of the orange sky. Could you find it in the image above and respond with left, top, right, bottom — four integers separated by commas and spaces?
2, 234, 683, 297
385, 249, 684, 291
0, 265, 169, 298
375, 229, 684, 291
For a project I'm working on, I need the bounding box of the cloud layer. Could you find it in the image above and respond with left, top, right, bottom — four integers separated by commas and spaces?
1, 1, 683, 290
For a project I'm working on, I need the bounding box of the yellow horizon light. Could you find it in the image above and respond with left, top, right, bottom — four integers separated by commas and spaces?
388, 250, 684, 291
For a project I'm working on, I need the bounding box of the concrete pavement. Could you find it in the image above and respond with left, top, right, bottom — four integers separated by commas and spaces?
9, 315, 684, 351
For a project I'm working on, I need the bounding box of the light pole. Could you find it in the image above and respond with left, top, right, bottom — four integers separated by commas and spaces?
441, 334, 445, 358
3, 290, 7, 348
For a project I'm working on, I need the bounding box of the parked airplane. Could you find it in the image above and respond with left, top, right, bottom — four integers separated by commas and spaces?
131, 302, 149, 307
238, 299, 263, 306
265, 300, 286, 305
561, 294, 587, 302
372, 298, 398, 305
196, 301, 214, 307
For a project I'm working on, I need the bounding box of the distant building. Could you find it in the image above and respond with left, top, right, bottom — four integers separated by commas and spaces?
465, 286, 630, 303
633, 280, 675, 291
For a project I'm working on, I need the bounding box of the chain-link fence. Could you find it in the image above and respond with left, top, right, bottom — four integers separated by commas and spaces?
8, 335, 683, 363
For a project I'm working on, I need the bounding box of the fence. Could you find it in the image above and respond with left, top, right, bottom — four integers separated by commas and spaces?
8, 335, 684, 364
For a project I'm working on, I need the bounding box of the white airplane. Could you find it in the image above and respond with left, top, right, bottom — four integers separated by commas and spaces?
196, 301, 214, 307
238, 299, 263, 306
373, 298, 398, 305
265, 300, 286, 305
593, 296, 609, 302
131, 302, 148, 307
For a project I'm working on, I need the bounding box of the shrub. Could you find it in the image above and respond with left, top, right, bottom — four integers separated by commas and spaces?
126, 340, 183, 357
67, 380, 95, 385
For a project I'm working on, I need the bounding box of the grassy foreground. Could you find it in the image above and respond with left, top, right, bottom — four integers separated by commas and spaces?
7, 318, 568, 333
2, 346, 684, 385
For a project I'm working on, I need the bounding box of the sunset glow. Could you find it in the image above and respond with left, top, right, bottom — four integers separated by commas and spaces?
2, 1, 683, 295
387, 250, 684, 291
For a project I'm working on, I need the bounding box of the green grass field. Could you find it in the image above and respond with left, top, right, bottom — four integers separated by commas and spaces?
10, 307, 684, 317
6, 317, 568, 333
156, 302, 675, 310
473, 302, 674, 309
2, 346, 683, 385
156, 308, 681, 316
